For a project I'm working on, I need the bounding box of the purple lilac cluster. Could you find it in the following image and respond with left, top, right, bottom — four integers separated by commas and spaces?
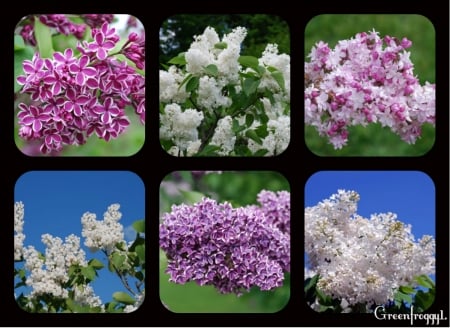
159, 190, 290, 295
305, 30, 435, 149
17, 21, 145, 154
19, 15, 115, 46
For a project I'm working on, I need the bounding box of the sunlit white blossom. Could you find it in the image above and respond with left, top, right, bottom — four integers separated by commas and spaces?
305, 190, 435, 306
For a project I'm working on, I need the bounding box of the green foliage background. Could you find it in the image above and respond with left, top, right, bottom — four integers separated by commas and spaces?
304, 14, 435, 156
159, 171, 290, 313
160, 14, 290, 64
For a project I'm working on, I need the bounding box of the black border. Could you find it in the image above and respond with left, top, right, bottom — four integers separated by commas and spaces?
5, 0, 449, 326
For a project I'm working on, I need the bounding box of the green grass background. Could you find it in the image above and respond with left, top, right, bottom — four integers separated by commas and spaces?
304, 14, 435, 156
159, 171, 291, 313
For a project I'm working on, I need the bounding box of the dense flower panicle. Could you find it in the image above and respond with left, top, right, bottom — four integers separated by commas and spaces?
305, 190, 435, 306
160, 103, 204, 155
16, 16, 145, 154
22, 233, 91, 299
14, 201, 26, 261
305, 30, 435, 149
160, 26, 290, 156
160, 190, 290, 295
81, 14, 114, 28
81, 204, 125, 253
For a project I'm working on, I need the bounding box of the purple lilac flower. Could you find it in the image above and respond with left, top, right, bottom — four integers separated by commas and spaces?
81, 14, 114, 28
159, 190, 290, 296
88, 22, 117, 60
39, 15, 86, 39
16, 15, 145, 155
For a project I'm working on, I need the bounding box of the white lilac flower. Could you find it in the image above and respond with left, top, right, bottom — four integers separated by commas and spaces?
81, 204, 125, 253
305, 190, 435, 306
209, 116, 236, 155
14, 201, 25, 261
160, 103, 204, 153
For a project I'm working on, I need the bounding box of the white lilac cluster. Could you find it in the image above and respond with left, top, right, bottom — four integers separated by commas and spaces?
81, 203, 125, 253
73, 281, 103, 309
160, 26, 290, 156
305, 30, 435, 149
305, 190, 435, 306
23, 234, 89, 299
258, 44, 291, 101
159, 103, 204, 156
14, 201, 25, 261
185, 26, 247, 82
123, 291, 145, 313
209, 116, 236, 155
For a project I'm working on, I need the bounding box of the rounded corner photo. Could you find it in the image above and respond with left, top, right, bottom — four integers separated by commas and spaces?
159, 170, 290, 312
14, 14, 145, 156
304, 14, 435, 156
304, 170, 435, 313
14, 171, 145, 313
159, 14, 290, 157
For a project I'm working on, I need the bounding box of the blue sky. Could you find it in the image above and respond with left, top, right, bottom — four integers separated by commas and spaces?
14, 171, 145, 306
304, 170, 435, 282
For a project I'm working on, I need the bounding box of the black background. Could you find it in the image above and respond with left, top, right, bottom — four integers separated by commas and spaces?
4, 0, 449, 326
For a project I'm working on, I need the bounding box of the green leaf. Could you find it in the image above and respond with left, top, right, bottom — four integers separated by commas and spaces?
113, 291, 136, 305
214, 42, 228, 49
186, 76, 199, 92
81, 266, 96, 281
178, 73, 192, 90
415, 275, 435, 289
34, 17, 54, 58
135, 270, 144, 282
316, 287, 333, 305
414, 290, 434, 311
111, 252, 126, 269
394, 291, 412, 305
232, 118, 246, 134
135, 244, 145, 263
304, 274, 320, 293
204, 64, 218, 77
255, 124, 269, 138
14, 35, 25, 50
243, 78, 260, 96
256, 65, 266, 75
238, 56, 259, 71
88, 258, 104, 270
167, 52, 186, 65
196, 144, 221, 156
180, 190, 205, 204
132, 219, 145, 233
271, 71, 285, 91
253, 149, 269, 156
245, 114, 254, 127
399, 285, 415, 294
245, 130, 263, 145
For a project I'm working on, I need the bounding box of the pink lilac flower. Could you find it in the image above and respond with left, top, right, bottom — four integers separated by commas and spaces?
160, 190, 290, 295
305, 30, 435, 149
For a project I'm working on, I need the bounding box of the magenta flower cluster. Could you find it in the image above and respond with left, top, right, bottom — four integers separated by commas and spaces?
20, 14, 115, 47
17, 20, 145, 154
159, 190, 290, 295
305, 30, 435, 149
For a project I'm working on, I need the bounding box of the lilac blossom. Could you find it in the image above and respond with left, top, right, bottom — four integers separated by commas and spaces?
160, 190, 290, 295
16, 15, 145, 155
305, 30, 435, 149
305, 190, 435, 307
